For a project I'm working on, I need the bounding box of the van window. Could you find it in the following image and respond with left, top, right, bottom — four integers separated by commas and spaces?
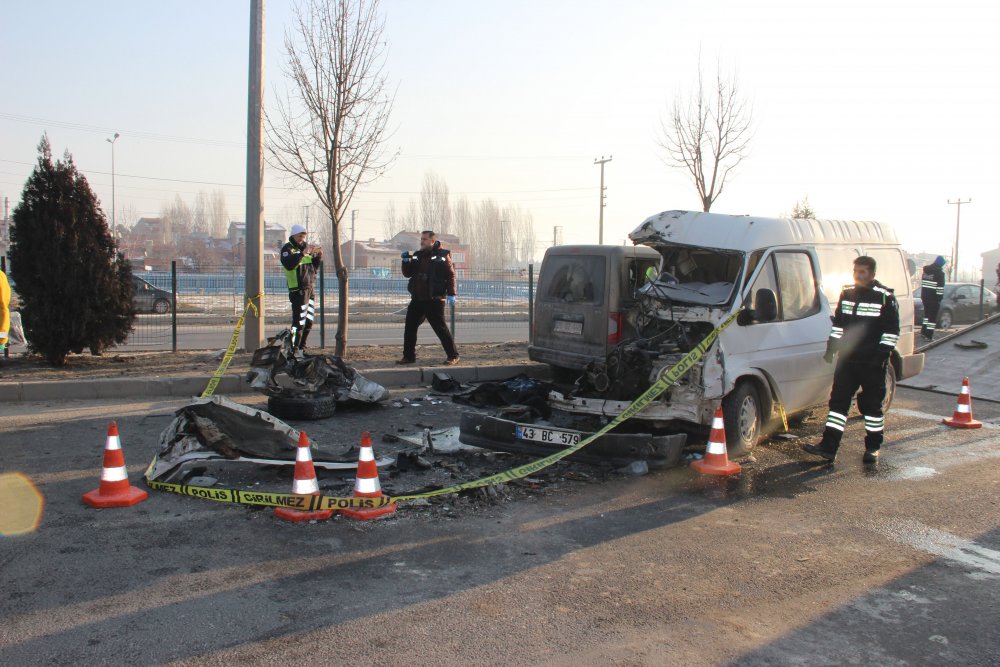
775, 252, 820, 320
541, 255, 606, 304
814, 246, 860, 305
865, 248, 909, 295
748, 256, 779, 317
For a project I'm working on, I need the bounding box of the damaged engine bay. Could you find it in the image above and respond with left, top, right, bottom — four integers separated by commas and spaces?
575, 244, 743, 403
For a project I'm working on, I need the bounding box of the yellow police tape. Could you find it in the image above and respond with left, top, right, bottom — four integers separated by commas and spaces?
147, 310, 741, 510
200, 293, 262, 399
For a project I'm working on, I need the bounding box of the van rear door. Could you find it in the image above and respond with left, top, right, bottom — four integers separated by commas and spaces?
532, 252, 609, 369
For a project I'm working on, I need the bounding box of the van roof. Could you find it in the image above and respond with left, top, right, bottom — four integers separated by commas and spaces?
630, 210, 899, 251
544, 244, 660, 258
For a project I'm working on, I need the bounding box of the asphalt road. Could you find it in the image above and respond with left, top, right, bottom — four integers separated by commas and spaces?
123, 319, 529, 350
1, 387, 998, 665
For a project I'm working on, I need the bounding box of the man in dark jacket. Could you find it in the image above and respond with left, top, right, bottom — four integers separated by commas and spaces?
919, 255, 946, 340
280, 224, 321, 353
398, 230, 459, 365
804, 256, 899, 464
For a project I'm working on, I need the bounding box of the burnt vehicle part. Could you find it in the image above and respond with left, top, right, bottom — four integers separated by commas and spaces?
150, 396, 393, 483
458, 412, 687, 468
247, 329, 389, 420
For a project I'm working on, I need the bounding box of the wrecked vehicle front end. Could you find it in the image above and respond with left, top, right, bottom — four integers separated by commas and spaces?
551, 235, 746, 434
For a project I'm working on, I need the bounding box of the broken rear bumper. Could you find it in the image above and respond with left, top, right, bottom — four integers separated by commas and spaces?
459, 412, 687, 467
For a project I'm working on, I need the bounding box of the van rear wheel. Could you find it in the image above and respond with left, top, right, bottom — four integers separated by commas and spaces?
722, 382, 761, 457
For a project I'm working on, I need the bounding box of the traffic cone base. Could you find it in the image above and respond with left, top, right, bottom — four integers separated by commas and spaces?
341, 431, 397, 521
82, 484, 148, 508
274, 505, 334, 522
275, 431, 334, 523
691, 407, 742, 476
942, 377, 982, 429
82, 422, 148, 508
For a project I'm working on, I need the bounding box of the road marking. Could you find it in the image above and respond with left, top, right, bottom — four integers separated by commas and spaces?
891, 408, 999, 429
873, 519, 1000, 580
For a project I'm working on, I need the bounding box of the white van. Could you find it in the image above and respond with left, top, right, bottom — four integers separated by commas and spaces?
548, 210, 924, 455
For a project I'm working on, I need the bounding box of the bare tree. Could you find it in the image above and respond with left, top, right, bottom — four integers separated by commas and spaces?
192, 191, 209, 234
659, 61, 752, 212
266, 0, 396, 356
208, 189, 229, 239
420, 170, 451, 234
161, 194, 193, 244
381, 201, 402, 240
403, 198, 419, 232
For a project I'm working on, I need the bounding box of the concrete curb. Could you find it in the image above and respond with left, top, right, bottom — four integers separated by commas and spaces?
0, 363, 551, 402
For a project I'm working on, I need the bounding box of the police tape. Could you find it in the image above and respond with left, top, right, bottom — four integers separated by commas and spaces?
200, 293, 262, 399
146, 309, 741, 510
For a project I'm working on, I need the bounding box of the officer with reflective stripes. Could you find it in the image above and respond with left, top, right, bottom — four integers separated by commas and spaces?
805, 256, 900, 463
280, 224, 321, 353
919, 255, 946, 340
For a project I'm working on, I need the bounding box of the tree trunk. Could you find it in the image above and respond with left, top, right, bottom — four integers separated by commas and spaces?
330, 218, 349, 357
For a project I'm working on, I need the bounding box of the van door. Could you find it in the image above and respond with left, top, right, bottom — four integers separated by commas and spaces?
533, 253, 609, 368
724, 250, 830, 413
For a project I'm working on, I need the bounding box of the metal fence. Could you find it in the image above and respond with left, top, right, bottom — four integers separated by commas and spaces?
127, 262, 534, 351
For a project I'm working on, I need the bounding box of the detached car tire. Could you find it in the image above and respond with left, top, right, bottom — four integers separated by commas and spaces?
722, 381, 762, 456
267, 394, 337, 420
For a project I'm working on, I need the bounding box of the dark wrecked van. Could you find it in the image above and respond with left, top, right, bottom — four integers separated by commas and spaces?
529, 245, 661, 376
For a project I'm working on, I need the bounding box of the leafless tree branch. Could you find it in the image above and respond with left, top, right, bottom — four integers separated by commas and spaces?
266, 0, 397, 355
658, 60, 753, 212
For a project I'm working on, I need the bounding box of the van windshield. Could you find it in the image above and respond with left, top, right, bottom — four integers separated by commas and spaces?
638, 245, 744, 306
540, 255, 606, 304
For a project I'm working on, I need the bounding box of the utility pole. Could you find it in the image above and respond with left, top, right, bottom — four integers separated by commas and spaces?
303, 205, 309, 235
553, 225, 562, 248
948, 198, 971, 282
350, 209, 357, 271
106, 132, 119, 241
594, 155, 612, 244
244, 0, 265, 350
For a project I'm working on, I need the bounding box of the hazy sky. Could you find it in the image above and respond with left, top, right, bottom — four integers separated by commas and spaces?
2, 0, 998, 274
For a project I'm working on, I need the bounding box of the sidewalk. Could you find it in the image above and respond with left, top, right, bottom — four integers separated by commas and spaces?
0, 362, 550, 402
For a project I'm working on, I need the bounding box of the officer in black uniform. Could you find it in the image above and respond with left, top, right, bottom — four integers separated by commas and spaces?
919, 255, 946, 340
804, 256, 899, 463
397, 230, 459, 365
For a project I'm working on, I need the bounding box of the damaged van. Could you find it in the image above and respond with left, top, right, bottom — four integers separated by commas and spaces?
537, 210, 924, 456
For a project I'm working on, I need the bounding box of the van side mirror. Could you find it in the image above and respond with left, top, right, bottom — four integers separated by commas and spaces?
755, 288, 778, 322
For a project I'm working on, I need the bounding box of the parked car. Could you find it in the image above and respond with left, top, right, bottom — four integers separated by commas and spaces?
912, 283, 998, 330
132, 276, 172, 314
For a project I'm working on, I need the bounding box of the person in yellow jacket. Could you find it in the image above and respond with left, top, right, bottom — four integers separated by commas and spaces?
0, 269, 10, 353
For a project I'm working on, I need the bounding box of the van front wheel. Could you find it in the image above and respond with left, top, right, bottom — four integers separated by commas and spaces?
722, 382, 761, 457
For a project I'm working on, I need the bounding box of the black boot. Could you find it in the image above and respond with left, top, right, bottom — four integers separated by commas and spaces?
803, 442, 837, 463
863, 449, 880, 463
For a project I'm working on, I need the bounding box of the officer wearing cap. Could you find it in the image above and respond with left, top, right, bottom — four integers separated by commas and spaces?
919, 255, 946, 340
280, 224, 321, 353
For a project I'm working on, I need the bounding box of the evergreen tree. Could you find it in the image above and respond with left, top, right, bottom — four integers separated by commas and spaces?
9, 135, 136, 365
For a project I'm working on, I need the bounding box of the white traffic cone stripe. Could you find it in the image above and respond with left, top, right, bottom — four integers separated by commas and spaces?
706, 440, 727, 455
356, 476, 380, 494
711, 417, 725, 430
292, 477, 319, 494
957, 404, 970, 413
359, 447, 374, 462
961, 386, 970, 395
296, 446, 311, 462
106, 435, 121, 451
101, 465, 128, 482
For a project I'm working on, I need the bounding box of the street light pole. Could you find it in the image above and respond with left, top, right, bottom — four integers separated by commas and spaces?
106, 132, 120, 241
947, 198, 971, 282
594, 155, 612, 244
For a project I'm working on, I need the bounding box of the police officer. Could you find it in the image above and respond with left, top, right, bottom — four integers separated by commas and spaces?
804, 256, 899, 463
280, 224, 321, 353
397, 230, 459, 365
920, 255, 946, 340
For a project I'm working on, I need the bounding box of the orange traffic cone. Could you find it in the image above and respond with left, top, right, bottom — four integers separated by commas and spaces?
274, 431, 335, 522
82, 422, 149, 508
691, 407, 742, 476
340, 432, 397, 521
942, 377, 982, 429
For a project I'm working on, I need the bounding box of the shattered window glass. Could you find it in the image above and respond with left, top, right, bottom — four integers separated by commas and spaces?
641, 246, 744, 306
541, 256, 606, 304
